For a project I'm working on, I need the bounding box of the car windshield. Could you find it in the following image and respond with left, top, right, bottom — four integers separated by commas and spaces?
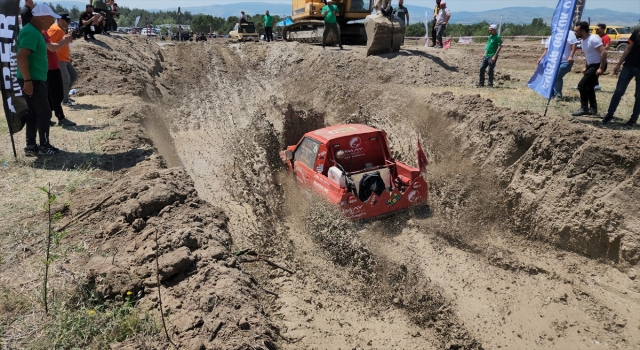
617, 27, 632, 34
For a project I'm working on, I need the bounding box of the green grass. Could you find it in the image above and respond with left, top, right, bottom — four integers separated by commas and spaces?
37, 293, 158, 349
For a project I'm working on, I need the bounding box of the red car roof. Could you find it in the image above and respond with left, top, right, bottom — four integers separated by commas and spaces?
307, 124, 382, 144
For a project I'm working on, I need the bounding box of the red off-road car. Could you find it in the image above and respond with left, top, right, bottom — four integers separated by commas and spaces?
280, 124, 428, 220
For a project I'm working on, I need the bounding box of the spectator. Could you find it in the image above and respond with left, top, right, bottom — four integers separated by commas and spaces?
434, 0, 450, 48
393, 0, 409, 44
537, 30, 578, 100
104, 0, 115, 32
264, 10, 274, 42
90, 0, 108, 34
430, 0, 440, 47
43, 18, 76, 127
21, 0, 35, 26
240, 11, 247, 23
594, 23, 610, 91
110, 2, 120, 32
393, 0, 409, 26
16, 4, 62, 156
572, 21, 607, 116
80, 4, 101, 40
477, 24, 502, 88
601, 27, 640, 125
48, 14, 79, 109
322, 0, 342, 50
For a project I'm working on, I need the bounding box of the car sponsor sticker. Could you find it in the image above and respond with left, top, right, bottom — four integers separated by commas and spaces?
318, 150, 327, 159
386, 193, 402, 206
350, 137, 362, 149
407, 190, 420, 203
316, 164, 324, 173
348, 196, 358, 204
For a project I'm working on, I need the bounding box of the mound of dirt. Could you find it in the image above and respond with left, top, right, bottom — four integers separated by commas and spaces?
67, 167, 277, 349
432, 92, 640, 265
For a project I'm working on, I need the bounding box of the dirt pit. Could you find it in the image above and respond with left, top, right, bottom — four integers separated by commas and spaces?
1, 35, 639, 349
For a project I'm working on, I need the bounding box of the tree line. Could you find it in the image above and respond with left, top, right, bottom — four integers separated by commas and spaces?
405, 18, 553, 37
44, 2, 283, 34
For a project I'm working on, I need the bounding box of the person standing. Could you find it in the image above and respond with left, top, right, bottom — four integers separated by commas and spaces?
594, 23, 610, 91
601, 27, 640, 125
264, 10, 274, 42
430, 0, 441, 47
477, 24, 502, 88
48, 14, 80, 110
537, 30, 578, 100
16, 4, 62, 156
434, 0, 450, 48
572, 21, 607, 116
43, 22, 76, 127
393, 0, 409, 26
322, 0, 343, 50
21, 0, 35, 26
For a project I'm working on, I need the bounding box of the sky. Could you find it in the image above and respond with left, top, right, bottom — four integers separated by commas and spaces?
115, 0, 640, 12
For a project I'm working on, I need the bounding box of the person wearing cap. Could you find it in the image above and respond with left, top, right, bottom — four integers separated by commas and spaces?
434, 0, 450, 48
430, 0, 440, 47
264, 10, 274, 42
240, 11, 247, 24
21, 0, 35, 26
477, 24, 502, 87
49, 14, 80, 117
322, 0, 343, 50
16, 4, 63, 156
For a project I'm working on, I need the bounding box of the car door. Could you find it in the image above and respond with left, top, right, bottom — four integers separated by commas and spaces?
293, 137, 321, 186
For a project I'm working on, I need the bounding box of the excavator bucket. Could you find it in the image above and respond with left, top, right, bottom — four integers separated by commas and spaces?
364, 13, 405, 56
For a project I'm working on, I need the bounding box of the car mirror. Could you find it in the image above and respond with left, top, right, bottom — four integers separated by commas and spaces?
285, 150, 293, 160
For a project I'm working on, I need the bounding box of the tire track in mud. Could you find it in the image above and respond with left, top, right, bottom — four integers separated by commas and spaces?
153, 41, 640, 349
160, 42, 462, 348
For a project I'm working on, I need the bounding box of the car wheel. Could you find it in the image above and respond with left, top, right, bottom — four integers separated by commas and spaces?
616, 43, 628, 52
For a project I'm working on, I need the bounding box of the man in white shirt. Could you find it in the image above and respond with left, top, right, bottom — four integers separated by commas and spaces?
538, 31, 578, 100
572, 21, 607, 116
434, 1, 450, 48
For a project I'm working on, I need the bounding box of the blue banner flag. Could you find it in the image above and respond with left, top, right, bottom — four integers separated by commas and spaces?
527, 0, 581, 100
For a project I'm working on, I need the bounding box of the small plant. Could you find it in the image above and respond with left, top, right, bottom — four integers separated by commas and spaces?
39, 184, 55, 315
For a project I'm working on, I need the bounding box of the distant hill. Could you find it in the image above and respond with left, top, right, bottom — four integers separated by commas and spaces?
48, 2, 640, 26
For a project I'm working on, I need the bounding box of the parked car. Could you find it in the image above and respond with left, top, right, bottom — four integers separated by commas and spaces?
588, 25, 633, 51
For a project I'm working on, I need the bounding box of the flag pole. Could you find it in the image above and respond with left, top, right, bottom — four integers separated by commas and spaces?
543, 98, 551, 117
4, 118, 17, 159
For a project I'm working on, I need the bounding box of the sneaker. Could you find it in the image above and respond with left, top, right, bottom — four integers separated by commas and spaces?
601, 114, 614, 125
571, 108, 589, 116
487, 83, 494, 88
475, 82, 485, 88
69, 98, 77, 102
64, 100, 77, 107
588, 108, 598, 116
58, 118, 77, 127
24, 144, 38, 157
625, 119, 637, 126
38, 143, 61, 155
594, 85, 601, 91
553, 95, 562, 101
435, 45, 443, 48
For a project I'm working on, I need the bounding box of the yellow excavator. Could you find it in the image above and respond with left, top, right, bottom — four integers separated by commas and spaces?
282, 0, 405, 55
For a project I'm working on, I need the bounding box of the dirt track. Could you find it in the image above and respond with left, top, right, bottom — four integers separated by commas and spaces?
1, 35, 639, 349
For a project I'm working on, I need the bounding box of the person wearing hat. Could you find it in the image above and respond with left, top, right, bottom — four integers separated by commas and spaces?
477, 24, 502, 87
434, 0, 450, 48
322, 0, 343, 50
16, 4, 63, 155
49, 14, 79, 121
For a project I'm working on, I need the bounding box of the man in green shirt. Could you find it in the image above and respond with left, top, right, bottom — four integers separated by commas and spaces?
477, 24, 503, 88
17, 4, 61, 155
264, 10, 274, 42
322, 0, 343, 50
